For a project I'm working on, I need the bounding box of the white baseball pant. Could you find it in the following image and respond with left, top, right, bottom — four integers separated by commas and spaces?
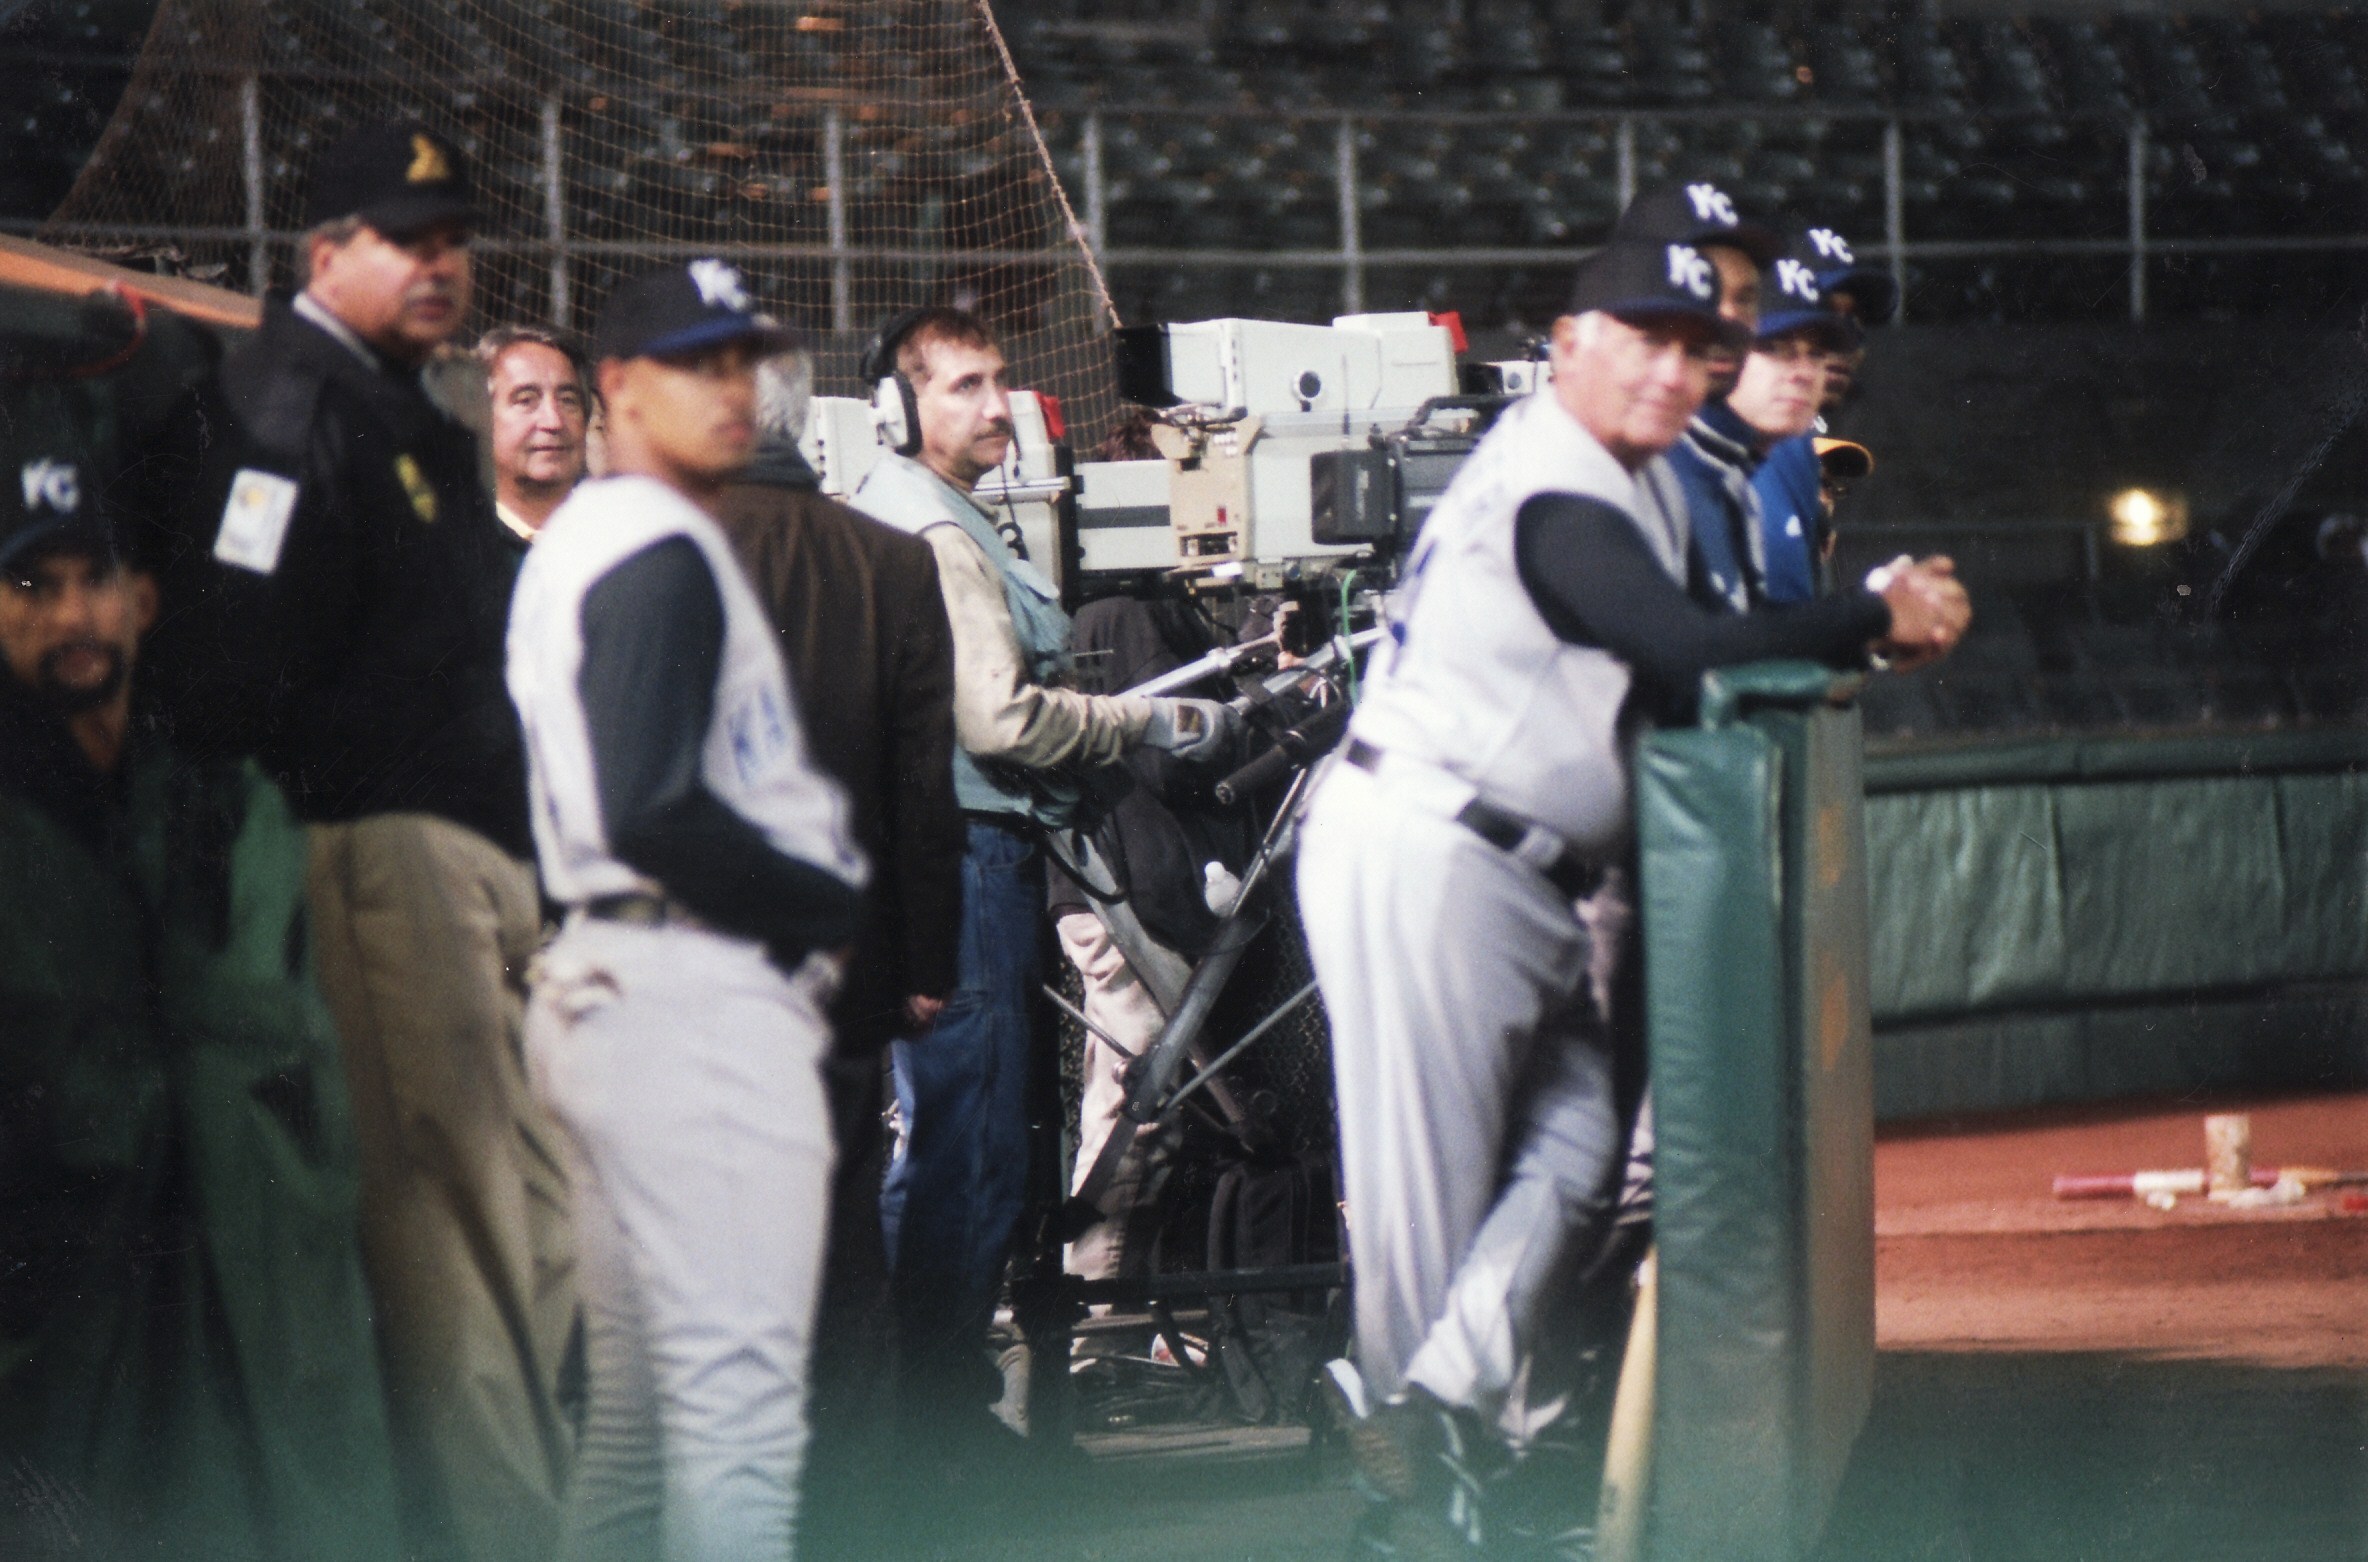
526, 918, 836, 1562
1297, 756, 1628, 1433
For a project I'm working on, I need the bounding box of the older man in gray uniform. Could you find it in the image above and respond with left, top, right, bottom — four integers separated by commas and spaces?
1300, 238, 1967, 1551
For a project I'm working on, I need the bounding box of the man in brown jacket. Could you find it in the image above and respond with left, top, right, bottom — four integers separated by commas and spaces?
714, 349, 964, 1560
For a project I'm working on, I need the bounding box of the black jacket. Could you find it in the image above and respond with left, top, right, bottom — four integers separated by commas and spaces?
146, 299, 529, 856
715, 439, 963, 1046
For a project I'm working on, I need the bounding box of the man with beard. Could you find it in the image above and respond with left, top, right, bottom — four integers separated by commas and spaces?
0, 429, 402, 1562
147, 121, 576, 1562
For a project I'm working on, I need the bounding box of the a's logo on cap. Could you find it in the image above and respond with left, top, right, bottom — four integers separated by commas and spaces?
688, 258, 752, 311
20, 459, 79, 516
1666, 243, 1714, 300
406, 133, 452, 185
1808, 227, 1854, 264
1775, 257, 1821, 304
1684, 182, 1738, 227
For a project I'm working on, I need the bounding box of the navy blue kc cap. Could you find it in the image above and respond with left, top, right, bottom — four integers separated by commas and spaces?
1758, 240, 1865, 350
1792, 223, 1897, 326
305, 121, 476, 241
593, 260, 802, 363
0, 446, 111, 574
1567, 239, 1752, 349
1613, 181, 1785, 267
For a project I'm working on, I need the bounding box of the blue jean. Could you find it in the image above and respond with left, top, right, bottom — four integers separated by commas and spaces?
879, 817, 1041, 1396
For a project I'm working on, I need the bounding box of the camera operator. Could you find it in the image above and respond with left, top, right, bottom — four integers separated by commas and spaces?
1299, 237, 1966, 1553
845, 307, 1237, 1478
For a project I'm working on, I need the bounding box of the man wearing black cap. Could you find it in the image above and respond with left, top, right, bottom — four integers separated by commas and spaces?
1298, 237, 1964, 1553
508, 261, 867, 1562
0, 429, 404, 1561
149, 121, 575, 1562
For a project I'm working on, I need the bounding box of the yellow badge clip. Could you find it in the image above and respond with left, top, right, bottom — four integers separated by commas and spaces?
394, 454, 438, 523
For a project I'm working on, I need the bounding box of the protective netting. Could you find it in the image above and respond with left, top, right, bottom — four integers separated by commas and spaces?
43, 0, 1120, 436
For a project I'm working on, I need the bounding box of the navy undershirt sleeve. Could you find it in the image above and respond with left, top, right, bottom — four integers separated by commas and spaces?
578, 537, 859, 967
1512, 492, 1892, 722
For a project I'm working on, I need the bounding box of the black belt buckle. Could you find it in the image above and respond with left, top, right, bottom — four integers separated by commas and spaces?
1452, 798, 1604, 900
1348, 739, 1604, 902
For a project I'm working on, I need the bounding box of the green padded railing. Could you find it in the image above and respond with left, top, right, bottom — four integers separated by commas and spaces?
1635, 662, 1874, 1562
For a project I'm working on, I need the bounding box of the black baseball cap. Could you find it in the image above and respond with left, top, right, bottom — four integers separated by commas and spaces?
1566, 239, 1752, 349
593, 260, 802, 363
1758, 244, 1865, 351
1793, 223, 1898, 325
304, 121, 476, 241
1, 447, 112, 574
1614, 181, 1784, 267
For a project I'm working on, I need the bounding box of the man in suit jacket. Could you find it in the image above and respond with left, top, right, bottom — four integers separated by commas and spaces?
713, 350, 964, 1561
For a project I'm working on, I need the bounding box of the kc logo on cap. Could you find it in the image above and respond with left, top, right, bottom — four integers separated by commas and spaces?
1666, 243, 1715, 299
1684, 182, 1739, 228
1773, 257, 1821, 305
688, 258, 752, 312
1808, 227, 1854, 265
20, 459, 78, 516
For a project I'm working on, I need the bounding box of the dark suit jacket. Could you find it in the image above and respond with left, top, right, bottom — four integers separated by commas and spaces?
716, 442, 963, 1049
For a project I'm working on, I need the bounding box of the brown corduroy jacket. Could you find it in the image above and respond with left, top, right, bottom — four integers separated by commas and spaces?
715, 444, 964, 1047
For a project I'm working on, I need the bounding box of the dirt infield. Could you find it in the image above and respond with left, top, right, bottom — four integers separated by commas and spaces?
1814, 1088, 2368, 1562
1873, 1089, 2368, 1367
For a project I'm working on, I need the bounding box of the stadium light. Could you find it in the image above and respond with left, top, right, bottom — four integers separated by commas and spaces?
2108, 486, 2188, 547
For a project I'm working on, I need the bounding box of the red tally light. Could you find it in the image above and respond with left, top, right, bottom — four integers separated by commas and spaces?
1429, 310, 1468, 354
1036, 392, 1066, 441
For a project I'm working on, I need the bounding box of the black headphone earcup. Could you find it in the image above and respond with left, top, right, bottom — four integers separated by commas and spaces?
896, 375, 921, 456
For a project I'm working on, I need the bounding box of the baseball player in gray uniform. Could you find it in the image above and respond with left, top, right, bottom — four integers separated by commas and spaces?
1300, 238, 1966, 1552
508, 262, 868, 1562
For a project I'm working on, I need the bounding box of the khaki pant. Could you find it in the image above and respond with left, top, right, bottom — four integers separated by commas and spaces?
310, 814, 576, 1562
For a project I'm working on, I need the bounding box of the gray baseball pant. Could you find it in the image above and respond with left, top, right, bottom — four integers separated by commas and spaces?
527, 918, 836, 1562
1297, 758, 1628, 1434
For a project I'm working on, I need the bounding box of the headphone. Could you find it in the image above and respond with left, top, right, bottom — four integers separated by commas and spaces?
860, 308, 930, 457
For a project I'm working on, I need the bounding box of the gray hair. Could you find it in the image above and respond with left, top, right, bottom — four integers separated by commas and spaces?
754, 350, 815, 444
295, 215, 364, 287
475, 324, 593, 403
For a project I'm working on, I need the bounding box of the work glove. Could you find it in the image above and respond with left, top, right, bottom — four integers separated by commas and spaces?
1140, 697, 1237, 762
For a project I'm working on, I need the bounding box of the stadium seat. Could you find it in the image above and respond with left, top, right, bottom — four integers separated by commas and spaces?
1712, 19, 1803, 105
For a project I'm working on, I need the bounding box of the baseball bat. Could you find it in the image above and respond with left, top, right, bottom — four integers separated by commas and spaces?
1595, 1246, 1658, 1562
2052, 1166, 2368, 1200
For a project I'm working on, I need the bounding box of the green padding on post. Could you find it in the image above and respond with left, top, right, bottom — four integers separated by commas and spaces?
1638, 683, 1875, 1562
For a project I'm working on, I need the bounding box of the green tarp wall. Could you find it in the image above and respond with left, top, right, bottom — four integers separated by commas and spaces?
1863, 728, 2368, 1119
1637, 663, 1875, 1562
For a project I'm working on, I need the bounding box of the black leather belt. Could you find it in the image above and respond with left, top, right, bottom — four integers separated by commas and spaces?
1344, 737, 1607, 902
581, 892, 703, 928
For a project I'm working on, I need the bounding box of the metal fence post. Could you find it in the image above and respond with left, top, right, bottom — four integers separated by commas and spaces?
1615, 115, 1637, 213
240, 74, 265, 296
2127, 119, 2148, 324
1081, 111, 1107, 260
825, 107, 852, 333
1882, 117, 1906, 325
540, 95, 568, 327
1336, 116, 1363, 316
